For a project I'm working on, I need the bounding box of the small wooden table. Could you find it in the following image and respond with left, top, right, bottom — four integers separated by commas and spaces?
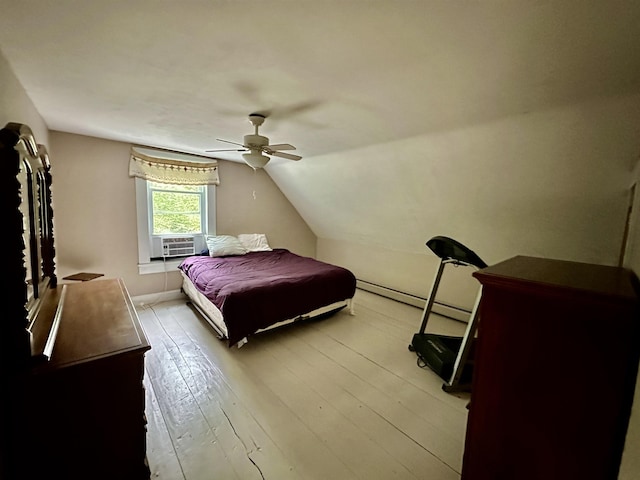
62, 272, 104, 281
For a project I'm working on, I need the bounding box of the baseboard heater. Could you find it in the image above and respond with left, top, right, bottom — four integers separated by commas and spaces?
355, 279, 472, 323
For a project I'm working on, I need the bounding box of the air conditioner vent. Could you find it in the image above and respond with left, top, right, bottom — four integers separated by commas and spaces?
161, 236, 195, 258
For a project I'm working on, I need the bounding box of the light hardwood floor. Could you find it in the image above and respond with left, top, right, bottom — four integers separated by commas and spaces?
139, 289, 470, 480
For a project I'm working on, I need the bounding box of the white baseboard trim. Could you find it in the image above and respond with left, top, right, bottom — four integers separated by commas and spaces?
131, 289, 185, 307
130, 282, 471, 321
356, 279, 471, 322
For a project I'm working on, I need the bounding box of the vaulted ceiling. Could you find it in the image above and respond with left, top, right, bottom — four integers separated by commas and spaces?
1, 1, 638, 161
2, 1, 640, 264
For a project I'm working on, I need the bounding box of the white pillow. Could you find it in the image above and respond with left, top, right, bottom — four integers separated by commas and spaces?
206, 235, 248, 257
237, 233, 272, 252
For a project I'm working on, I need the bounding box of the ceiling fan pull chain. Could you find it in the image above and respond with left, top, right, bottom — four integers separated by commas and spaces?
252, 167, 257, 200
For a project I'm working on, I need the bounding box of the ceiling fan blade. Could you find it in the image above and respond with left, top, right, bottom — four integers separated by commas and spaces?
233, 80, 264, 106
270, 151, 302, 161
205, 148, 247, 153
266, 143, 296, 151
270, 100, 323, 119
215, 138, 246, 147
231, 81, 319, 120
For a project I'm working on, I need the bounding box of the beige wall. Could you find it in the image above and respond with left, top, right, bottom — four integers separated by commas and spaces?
317, 238, 480, 309
216, 161, 316, 257
48, 131, 316, 297
0, 49, 48, 145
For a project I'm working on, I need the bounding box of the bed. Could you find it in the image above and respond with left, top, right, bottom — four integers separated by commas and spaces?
178, 235, 357, 347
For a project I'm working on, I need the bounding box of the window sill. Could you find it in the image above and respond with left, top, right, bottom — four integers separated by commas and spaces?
138, 258, 184, 275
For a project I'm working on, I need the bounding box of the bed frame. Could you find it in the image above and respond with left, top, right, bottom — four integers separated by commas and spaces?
180, 270, 355, 347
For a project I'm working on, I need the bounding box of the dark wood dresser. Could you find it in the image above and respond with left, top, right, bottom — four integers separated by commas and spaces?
22, 278, 151, 479
1, 123, 151, 479
462, 256, 640, 480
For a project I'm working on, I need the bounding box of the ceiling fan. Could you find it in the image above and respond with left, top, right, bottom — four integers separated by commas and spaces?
206, 113, 302, 169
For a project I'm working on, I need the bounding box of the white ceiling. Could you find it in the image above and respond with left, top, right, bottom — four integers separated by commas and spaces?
1, 1, 639, 164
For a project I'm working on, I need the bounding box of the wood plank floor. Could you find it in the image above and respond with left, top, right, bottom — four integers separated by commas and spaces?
139, 289, 471, 480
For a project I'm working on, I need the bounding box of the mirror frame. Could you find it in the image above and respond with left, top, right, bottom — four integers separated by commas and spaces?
1, 122, 57, 369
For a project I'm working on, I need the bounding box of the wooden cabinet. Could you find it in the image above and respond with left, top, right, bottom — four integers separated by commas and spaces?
20, 278, 151, 480
462, 256, 640, 480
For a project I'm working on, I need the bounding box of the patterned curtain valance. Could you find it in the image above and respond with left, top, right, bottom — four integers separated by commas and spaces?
129, 147, 219, 185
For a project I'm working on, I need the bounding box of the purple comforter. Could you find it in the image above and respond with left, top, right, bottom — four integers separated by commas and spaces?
178, 249, 356, 346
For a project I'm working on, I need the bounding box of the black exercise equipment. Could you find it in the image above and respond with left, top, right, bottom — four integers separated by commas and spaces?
409, 236, 487, 392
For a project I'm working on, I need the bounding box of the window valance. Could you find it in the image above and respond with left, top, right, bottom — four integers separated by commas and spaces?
129, 147, 219, 185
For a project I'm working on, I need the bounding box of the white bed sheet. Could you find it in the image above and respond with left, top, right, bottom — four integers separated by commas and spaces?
180, 269, 228, 337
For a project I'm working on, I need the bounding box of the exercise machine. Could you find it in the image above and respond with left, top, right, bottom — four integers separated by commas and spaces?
409, 236, 487, 393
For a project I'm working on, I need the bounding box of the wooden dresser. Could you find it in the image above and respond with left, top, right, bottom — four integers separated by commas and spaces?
1, 123, 150, 478
462, 256, 640, 480
22, 278, 151, 479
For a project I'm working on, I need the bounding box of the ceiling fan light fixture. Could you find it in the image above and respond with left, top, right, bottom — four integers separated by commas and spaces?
242, 151, 270, 169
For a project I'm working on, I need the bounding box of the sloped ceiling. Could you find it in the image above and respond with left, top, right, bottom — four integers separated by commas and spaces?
2, 1, 639, 158
1, 1, 640, 262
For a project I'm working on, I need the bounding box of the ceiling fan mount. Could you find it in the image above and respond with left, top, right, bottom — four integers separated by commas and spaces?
206, 113, 302, 169
248, 113, 266, 127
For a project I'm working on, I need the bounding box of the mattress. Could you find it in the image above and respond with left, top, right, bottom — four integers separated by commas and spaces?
178, 249, 357, 346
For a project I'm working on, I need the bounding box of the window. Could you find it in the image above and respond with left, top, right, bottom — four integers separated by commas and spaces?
149, 182, 205, 235
135, 178, 216, 273
129, 146, 219, 274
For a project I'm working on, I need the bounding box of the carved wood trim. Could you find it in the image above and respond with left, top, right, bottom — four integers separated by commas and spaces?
0, 124, 31, 369
1, 122, 57, 369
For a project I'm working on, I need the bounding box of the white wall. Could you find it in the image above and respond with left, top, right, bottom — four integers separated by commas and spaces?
0, 48, 48, 146
49, 131, 316, 297
269, 93, 640, 311
618, 160, 640, 480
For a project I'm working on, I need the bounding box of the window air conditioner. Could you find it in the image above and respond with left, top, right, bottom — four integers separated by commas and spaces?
161, 236, 195, 258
